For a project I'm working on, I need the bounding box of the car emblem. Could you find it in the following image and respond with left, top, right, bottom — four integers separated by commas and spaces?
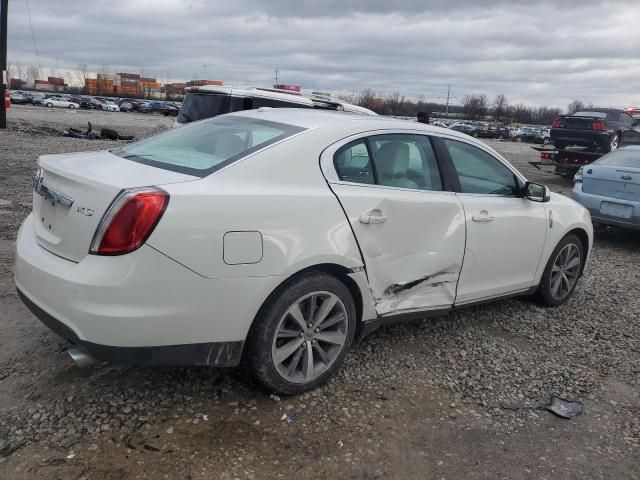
76, 207, 95, 216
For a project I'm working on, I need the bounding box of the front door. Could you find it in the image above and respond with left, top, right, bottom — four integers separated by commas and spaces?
439, 138, 548, 304
325, 133, 466, 317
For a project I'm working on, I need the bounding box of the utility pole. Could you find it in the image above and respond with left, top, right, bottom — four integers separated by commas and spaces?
1, 0, 8, 129
273, 66, 279, 87
439, 84, 456, 117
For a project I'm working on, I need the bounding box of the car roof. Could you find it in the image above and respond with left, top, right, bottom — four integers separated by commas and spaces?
227, 108, 469, 138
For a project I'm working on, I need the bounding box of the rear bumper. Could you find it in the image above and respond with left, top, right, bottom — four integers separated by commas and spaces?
14, 214, 285, 365
571, 183, 640, 230
551, 129, 611, 149
17, 289, 243, 366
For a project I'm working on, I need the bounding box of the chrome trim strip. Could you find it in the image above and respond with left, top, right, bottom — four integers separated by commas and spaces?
34, 178, 74, 208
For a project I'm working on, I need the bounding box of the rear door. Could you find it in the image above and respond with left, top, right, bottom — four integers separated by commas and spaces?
322, 132, 466, 317
439, 138, 548, 304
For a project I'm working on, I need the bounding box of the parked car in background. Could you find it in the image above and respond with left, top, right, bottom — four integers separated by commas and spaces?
10, 93, 30, 104
512, 127, 542, 143
449, 123, 479, 136
119, 101, 134, 112
29, 92, 47, 105
163, 102, 180, 117
15, 109, 592, 395
176, 85, 375, 125
551, 109, 635, 152
101, 101, 120, 112
572, 146, 640, 230
43, 97, 80, 109
69, 96, 92, 109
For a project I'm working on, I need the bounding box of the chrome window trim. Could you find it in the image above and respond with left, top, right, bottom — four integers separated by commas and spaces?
320, 129, 528, 195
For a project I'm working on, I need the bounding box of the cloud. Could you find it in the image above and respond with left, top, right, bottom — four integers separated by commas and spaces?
7, 0, 640, 107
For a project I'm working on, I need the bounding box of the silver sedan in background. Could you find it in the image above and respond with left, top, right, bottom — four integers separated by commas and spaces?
572, 146, 640, 230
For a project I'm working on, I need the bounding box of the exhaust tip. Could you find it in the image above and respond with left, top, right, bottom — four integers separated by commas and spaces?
67, 346, 99, 368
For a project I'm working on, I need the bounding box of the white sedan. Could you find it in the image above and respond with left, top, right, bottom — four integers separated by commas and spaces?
101, 101, 120, 112
15, 109, 593, 394
43, 97, 79, 109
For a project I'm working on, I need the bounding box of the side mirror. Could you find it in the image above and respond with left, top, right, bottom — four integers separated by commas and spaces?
524, 181, 550, 202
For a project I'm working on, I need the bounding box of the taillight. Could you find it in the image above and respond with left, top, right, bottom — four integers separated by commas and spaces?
90, 187, 169, 255
592, 121, 606, 131
552, 119, 561, 128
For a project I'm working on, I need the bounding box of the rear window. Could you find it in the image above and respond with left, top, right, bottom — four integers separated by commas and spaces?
114, 115, 305, 177
574, 111, 608, 119
177, 93, 232, 123
594, 149, 640, 168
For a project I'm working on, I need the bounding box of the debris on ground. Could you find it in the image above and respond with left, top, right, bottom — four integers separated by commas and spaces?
286, 411, 302, 423
500, 395, 585, 419
63, 122, 135, 141
545, 396, 585, 419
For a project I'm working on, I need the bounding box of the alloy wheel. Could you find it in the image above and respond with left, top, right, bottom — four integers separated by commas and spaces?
550, 243, 581, 300
610, 135, 619, 151
271, 291, 348, 384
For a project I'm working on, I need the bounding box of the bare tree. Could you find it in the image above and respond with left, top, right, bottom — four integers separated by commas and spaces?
462, 94, 488, 120
77, 63, 89, 85
6, 61, 14, 81
493, 94, 508, 120
385, 91, 406, 115
357, 88, 377, 109
26, 65, 41, 85
567, 100, 585, 115
15, 62, 26, 82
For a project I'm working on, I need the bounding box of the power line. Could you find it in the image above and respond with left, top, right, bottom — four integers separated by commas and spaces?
439, 84, 457, 116
25, 0, 41, 73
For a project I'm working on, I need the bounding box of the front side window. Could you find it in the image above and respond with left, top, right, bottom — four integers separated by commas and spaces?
115, 115, 305, 177
443, 139, 519, 195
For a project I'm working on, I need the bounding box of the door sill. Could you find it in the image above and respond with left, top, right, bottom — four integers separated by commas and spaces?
453, 286, 537, 309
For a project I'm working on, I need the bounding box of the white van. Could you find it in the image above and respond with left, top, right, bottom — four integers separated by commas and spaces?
176, 86, 375, 125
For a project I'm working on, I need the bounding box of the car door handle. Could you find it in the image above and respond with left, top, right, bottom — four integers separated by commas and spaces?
472, 211, 495, 223
359, 210, 388, 224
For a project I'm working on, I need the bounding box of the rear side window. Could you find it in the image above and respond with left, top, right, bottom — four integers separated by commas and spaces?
369, 134, 442, 191
177, 93, 231, 123
114, 115, 305, 177
251, 97, 312, 109
333, 134, 443, 191
443, 139, 519, 195
334, 140, 375, 184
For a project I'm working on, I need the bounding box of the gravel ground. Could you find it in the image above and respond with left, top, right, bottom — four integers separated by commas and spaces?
0, 105, 639, 479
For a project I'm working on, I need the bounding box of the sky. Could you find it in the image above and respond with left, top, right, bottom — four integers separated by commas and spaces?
6, 0, 640, 108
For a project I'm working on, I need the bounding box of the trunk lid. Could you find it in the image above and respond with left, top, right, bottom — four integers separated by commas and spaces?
33, 150, 196, 262
582, 165, 640, 201
562, 116, 598, 130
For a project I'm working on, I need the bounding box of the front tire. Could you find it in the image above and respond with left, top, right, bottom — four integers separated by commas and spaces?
246, 272, 356, 395
68, 104, 76, 109
535, 234, 584, 306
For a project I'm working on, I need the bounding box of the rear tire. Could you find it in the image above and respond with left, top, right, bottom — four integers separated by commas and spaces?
246, 272, 356, 395
535, 234, 584, 306
68, 104, 76, 109
606, 134, 619, 153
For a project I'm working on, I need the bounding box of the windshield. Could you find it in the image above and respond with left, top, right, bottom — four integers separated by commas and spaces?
177, 93, 232, 123
594, 148, 640, 168
114, 115, 305, 177
574, 111, 607, 119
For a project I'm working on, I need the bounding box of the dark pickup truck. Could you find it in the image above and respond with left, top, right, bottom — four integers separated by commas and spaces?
550, 108, 635, 153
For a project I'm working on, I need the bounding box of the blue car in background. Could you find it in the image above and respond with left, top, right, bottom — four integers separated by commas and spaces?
572, 146, 640, 230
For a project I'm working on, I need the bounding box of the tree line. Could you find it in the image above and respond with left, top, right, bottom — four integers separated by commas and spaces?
341, 89, 592, 125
